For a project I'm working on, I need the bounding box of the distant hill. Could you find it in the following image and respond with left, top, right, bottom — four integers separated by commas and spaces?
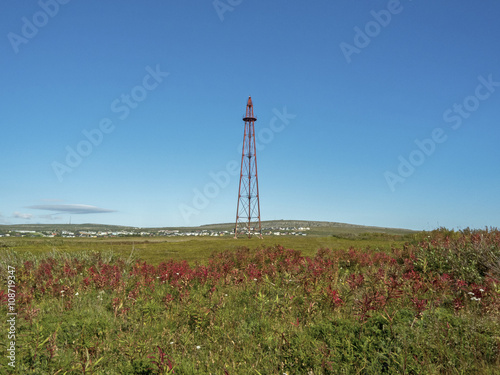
198, 220, 415, 236
0, 220, 416, 236
0, 223, 136, 232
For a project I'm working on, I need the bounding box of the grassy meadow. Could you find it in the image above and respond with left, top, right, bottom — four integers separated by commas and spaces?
0, 232, 413, 266
0, 229, 499, 374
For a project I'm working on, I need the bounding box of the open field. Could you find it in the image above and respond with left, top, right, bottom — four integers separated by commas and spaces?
0, 219, 417, 265
1, 233, 416, 266
0, 228, 499, 374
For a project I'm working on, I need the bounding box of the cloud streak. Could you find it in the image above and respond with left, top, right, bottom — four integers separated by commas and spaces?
27, 204, 117, 215
13, 212, 33, 220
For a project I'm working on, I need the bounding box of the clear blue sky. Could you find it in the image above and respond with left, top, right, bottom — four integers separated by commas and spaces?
1, 0, 499, 230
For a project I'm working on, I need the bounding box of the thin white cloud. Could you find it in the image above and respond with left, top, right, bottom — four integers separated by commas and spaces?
27, 204, 117, 215
39, 214, 62, 221
13, 212, 33, 220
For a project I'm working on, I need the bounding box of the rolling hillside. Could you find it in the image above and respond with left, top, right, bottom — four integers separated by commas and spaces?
0, 220, 415, 237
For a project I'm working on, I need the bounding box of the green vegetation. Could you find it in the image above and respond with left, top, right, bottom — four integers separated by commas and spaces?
0, 228, 499, 374
0, 227, 417, 266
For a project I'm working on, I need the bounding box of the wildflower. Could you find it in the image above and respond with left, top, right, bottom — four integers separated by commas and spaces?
75, 292, 79, 296
253, 278, 257, 281
196, 345, 201, 350
479, 288, 484, 292
170, 342, 174, 345
224, 294, 228, 297
468, 292, 474, 295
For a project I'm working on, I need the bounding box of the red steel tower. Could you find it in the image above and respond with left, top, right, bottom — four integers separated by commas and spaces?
234, 96, 262, 238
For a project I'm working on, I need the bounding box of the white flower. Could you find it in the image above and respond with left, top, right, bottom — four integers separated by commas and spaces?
468, 292, 474, 295
75, 292, 79, 296
479, 288, 484, 292
196, 345, 201, 350
224, 294, 228, 297
253, 278, 257, 281
170, 342, 174, 345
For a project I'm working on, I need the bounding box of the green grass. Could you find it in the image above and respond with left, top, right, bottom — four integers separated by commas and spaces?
0, 233, 414, 266
0, 229, 498, 374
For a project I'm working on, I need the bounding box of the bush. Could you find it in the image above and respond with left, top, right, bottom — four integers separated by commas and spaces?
413, 228, 500, 284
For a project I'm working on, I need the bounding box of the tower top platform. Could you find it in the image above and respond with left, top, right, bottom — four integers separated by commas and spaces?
243, 96, 257, 122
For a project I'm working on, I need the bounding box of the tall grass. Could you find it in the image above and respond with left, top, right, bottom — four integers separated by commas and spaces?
0, 229, 499, 374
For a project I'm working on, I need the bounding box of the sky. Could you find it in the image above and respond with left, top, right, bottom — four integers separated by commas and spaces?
1, 0, 499, 230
